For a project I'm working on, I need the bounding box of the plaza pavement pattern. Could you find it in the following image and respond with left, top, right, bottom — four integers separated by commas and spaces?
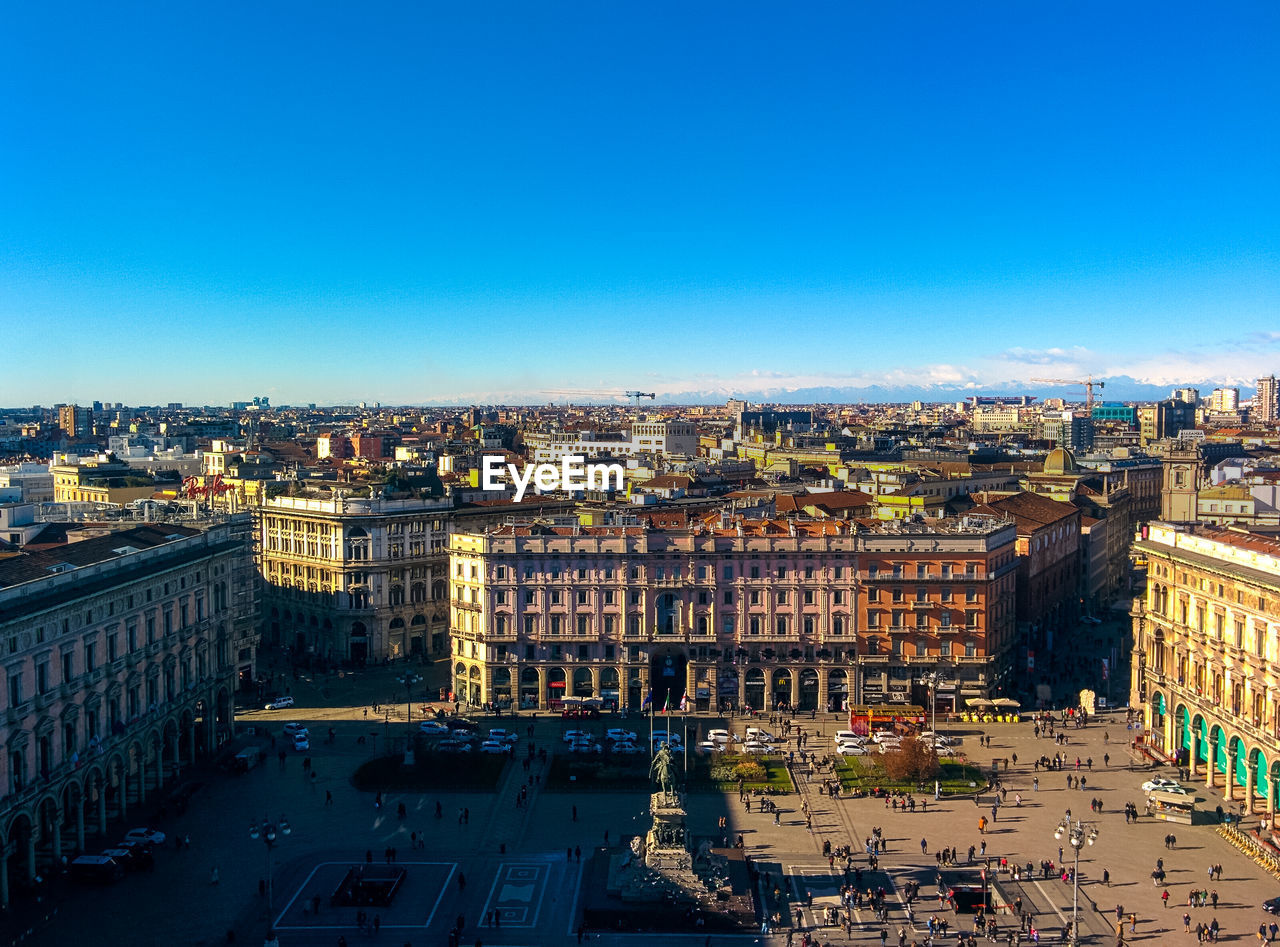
22, 664, 1280, 947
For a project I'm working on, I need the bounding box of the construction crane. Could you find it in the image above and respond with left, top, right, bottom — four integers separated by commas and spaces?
544, 388, 657, 406
1030, 375, 1106, 412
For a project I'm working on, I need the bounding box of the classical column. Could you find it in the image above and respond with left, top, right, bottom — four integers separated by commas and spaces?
790, 672, 800, 711
1205, 735, 1216, 789
118, 766, 128, 820
0, 841, 8, 908
1245, 758, 1256, 814
590, 667, 600, 698
138, 756, 148, 804
97, 779, 107, 835
536, 667, 547, 711
187, 723, 197, 765
737, 672, 746, 710
50, 813, 62, 867
169, 733, 180, 780
75, 796, 85, 852
818, 672, 829, 714
24, 832, 35, 882
1190, 732, 1200, 779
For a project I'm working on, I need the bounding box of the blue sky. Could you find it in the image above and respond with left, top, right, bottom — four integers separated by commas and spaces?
1, 2, 1277, 405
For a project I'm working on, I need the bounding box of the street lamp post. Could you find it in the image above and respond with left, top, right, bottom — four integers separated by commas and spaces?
398, 671, 423, 765
921, 670, 945, 798
249, 814, 291, 932
1054, 816, 1098, 947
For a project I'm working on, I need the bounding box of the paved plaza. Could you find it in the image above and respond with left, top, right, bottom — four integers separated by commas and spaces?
16, 655, 1280, 947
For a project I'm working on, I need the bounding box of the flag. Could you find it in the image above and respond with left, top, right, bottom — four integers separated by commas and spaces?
1101, 658, 1109, 681
678, 691, 688, 712
662, 691, 672, 715
641, 689, 653, 710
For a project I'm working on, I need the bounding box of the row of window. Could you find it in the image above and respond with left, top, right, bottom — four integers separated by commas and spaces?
459, 561, 986, 582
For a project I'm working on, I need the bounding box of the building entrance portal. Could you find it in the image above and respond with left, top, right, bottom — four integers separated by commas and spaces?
650, 651, 688, 711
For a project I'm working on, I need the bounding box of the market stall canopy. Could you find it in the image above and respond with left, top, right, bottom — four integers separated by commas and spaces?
991, 698, 1021, 709
965, 698, 995, 708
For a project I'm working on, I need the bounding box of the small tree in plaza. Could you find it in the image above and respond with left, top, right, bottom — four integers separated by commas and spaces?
883, 736, 941, 784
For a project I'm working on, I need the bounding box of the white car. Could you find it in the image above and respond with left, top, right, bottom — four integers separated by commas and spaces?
834, 730, 864, 745
124, 828, 166, 846
419, 720, 450, 735
745, 728, 775, 743
695, 740, 721, 754
568, 741, 603, 754
479, 740, 508, 754
836, 742, 869, 756
293, 734, 310, 751
437, 740, 473, 753
563, 729, 592, 743
1142, 780, 1190, 795
742, 740, 774, 754
606, 728, 638, 743
706, 729, 732, 743
1141, 777, 1183, 794
651, 732, 683, 747
612, 742, 644, 755
871, 731, 900, 744
488, 729, 518, 745
264, 696, 294, 710
283, 723, 309, 739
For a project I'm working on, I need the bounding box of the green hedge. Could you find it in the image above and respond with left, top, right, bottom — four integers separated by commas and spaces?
834, 757, 982, 795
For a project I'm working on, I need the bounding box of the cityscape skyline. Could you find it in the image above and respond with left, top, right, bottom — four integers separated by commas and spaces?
3, 4, 1277, 405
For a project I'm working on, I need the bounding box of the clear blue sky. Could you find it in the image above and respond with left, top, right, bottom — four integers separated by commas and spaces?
2, 2, 1277, 405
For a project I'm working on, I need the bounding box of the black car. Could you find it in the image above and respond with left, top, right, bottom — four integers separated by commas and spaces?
117, 838, 156, 869
1263, 896, 1280, 913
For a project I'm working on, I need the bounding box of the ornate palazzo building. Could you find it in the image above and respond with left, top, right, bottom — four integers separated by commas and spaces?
448, 516, 1017, 713
1132, 522, 1280, 816
0, 518, 256, 906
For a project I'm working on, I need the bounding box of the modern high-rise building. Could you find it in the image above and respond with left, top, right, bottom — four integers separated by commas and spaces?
447, 515, 1019, 714
1256, 376, 1279, 424
1209, 387, 1240, 413
1131, 522, 1280, 816
57, 404, 92, 438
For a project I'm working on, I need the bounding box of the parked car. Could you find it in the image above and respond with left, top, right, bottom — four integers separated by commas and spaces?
834, 730, 864, 744
836, 742, 869, 756
117, 838, 156, 868
612, 742, 644, 755
1141, 777, 1183, 794
264, 696, 295, 710
282, 723, 309, 738
695, 740, 721, 754
488, 729, 518, 745
652, 730, 683, 746
437, 740, 473, 753
479, 740, 508, 754
419, 720, 450, 735
871, 730, 900, 744
706, 729, 733, 743
741, 740, 776, 754
745, 727, 775, 743
563, 729, 592, 743
606, 729, 638, 743
124, 828, 166, 846
568, 741, 603, 754
70, 855, 124, 884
